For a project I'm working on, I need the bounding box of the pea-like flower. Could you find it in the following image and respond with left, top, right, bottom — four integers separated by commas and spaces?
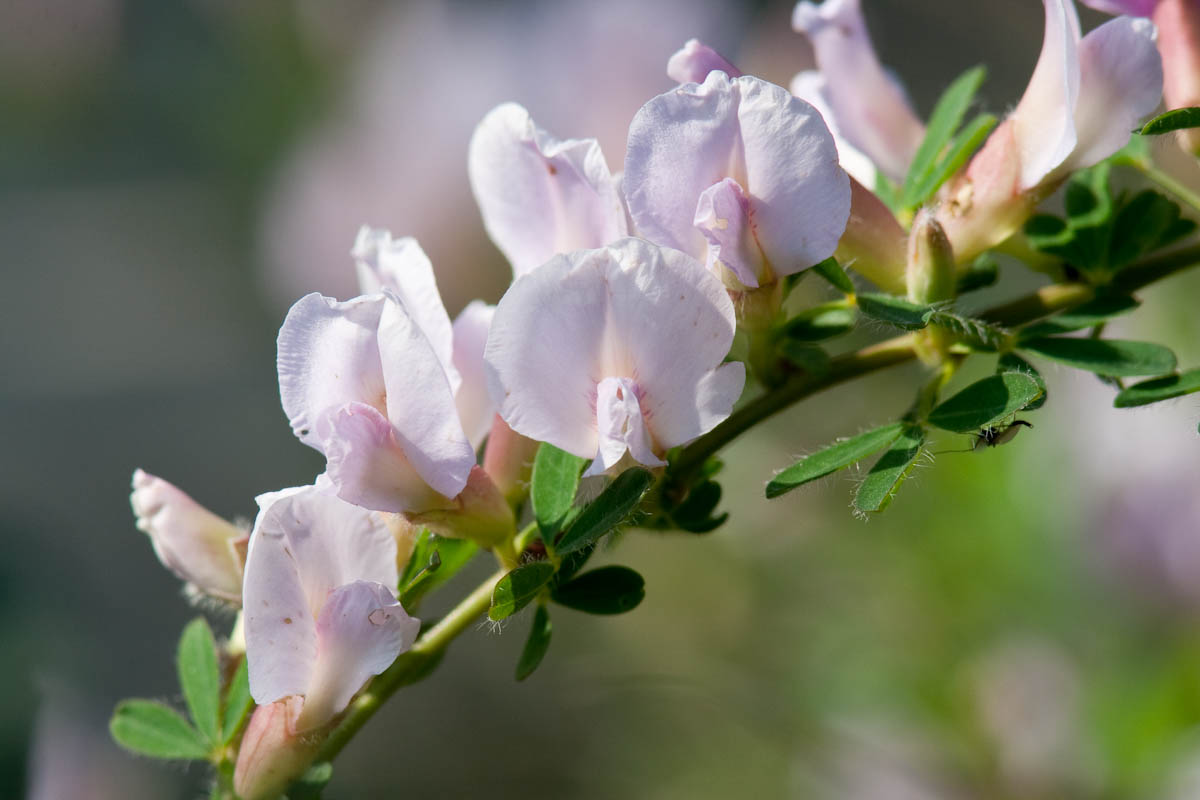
623, 71, 849, 290
468, 102, 628, 278
130, 469, 247, 603
241, 484, 419, 735
666, 38, 742, 84
484, 238, 744, 476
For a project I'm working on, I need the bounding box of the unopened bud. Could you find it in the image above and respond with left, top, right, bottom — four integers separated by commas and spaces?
1155, 0, 1200, 155
836, 178, 908, 294
906, 210, 957, 306
481, 415, 540, 506
130, 470, 247, 603
233, 699, 326, 800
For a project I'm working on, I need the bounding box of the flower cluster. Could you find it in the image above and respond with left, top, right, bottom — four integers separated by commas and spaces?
120, 0, 1182, 795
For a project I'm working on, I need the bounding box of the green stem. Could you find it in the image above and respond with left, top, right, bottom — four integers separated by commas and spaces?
1137, 162, 1200, 215
317, 569, 504, 762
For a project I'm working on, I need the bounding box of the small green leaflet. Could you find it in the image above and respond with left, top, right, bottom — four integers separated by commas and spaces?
904, 114, 996, 209
489, 561, 557, 621
766, 422, 906, 498
221, 656, 253, 744
1114, 368, 1200, 408
811, 257, 856, 294
1021, 337, 1177, 377
1020, 295, 1140, 338
288, 762, 334, 800
996, 353, 1047, 410
780, 302, 857, 342
1137, 106, 1200, 136
856, 293, 934, 330
957, 254, 998, 294
777, 340, 831, 377
110, 700, 210, 760
555, 467, 653, 556
926, 310, 1009, 351
901, 65, 990, 209
531, 443, 586, 550
927, 373, 1043, 433
853, 425, 926, 513
177, 617, 221, 747
667, 479, 728, 533
552, 566, 646, 615
515, 605, 553, 681
399, 534, 477, 610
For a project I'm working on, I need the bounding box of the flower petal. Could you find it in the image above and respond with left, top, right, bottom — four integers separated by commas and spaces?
295, 580, 418, 731
1065, 16, 1162, 174
130, 469, 246, 602
792, 0, 926, 182
377, 296, 475, 499
584, 376, 667, 476
351, 227, 458, 392
468, 102, 628, 277
666, 38, 741, 84
789, 70, 878, 188
624, 71, 849, 279
1013, 0, 1083, 190
1079, 0, 1157, 15
693, 177, 763, 288
277, 293, 388, 451
452, 300, 497, 450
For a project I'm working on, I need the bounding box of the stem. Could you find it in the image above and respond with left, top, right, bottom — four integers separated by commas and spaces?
1137, 162, 1200, 215
318, 569, 504, 762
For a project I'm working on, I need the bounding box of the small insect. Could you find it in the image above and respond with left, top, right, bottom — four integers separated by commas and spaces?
971, 419, 1033, 450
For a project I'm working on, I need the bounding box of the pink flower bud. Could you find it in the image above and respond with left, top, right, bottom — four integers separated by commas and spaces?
481, 415, 540, 505
836, 177, 908, 294
232, 699, 324, 800
1155, 0, 1200, 154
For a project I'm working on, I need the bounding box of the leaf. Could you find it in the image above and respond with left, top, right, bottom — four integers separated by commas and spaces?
489, 561, 557, 621
288, 762, 334, 800
221, 655, 253, 744
1114, 368, 1200, 408
780, 302, 858, 342
927, 373, 1043, 433
996, 353, 1047, 410
853, 425, 926, 513
531, 443, 585, 549
177, 618, 220, 746
1020, 295, 1140, 338
1021, 337, 1177, 377
399, 536, 477, 610
926, 310, 1009, 351
555, 467, 653, 556
957, 254, 998, 294
515, 605, 553, 681
856, 293, 934, 330
1110, 190, 1183, 269
1137, 106, 1200, 136
766, 422, 906, 498
552, 566, 645, 615
902, 65, 986, 208
669, 480, 728, 533
777, 340, 831, 377
811, 257, 855, 294
905, 113, 996, 207
110, 700, 210, 760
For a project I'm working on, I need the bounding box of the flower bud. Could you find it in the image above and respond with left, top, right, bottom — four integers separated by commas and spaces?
906, 210, 956, 306
404, 465, 516, 549
481, 415, 540, 506
836, 178, 908, 294
1155, 0, 1200, 155
129, 470, 247, 603
233, 699, 326, 800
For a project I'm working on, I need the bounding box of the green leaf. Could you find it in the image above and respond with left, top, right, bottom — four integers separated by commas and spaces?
766, 422, 906, 498
531, 443, 585, 549
811, 257, 855, 294
1021, 337, 1177, 377
288, 762, 334, 799
555, 467, 653, 556
874, 171, 902, 214
1020, 295, 1140, 338
668, 480, 727, 533
489, 561, 557, 621
110, 700, 210, 760
1110, 190, 1184, 268
177, 618, 220, 746
996, 353, 1047, 410
905, 113, 996, 207
853, 425, 926, 513
957, 254, 998, 294
1114, 368, 1200, 408
399, 535, 478, 610
926, 310, 1009, 351
780, 302, 858, 342
222, 655, 253, 744
1137, 106, 1200, 136
552, 566, 645, 615
927, 373, 1043, 433
902, 65, 986, 208
515, 605, 553, 681
856, 293, 934, 330
777, 340, 831, 377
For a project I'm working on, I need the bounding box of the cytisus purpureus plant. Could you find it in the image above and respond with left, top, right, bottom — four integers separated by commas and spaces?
113, 0, 1200, 796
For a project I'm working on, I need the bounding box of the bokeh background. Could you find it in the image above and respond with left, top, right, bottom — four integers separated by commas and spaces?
5, 0, 1200, 797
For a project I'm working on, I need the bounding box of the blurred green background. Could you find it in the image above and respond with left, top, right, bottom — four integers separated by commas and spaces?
5, 1, 1200, 797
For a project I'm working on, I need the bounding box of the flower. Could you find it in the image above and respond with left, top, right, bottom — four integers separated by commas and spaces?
937, 0, 1162, 261
468, 103, 628, 278
242, 483, 419, 735
791, 0, 926, 184
789, 71, 879, 189
666, 38, 741, 84
624, 71, 850, 290
129, 470, 247, 603
484, 238, 744, 476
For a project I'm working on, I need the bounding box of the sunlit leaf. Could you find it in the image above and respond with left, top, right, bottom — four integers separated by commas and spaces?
927, 373, 1043, 433
1137, 106, 1200, 136
555, 467, 653, 556
811, 257, 856, 294
1114, 368, 1200, 408
531, 443, 586, 550
177, 618, 220, 746
489, 561, 557, 621
221, 655, 253, 745
1021, 337, 1177, 377
853, 425, 926, 513
856, 293, 934, 330
902, 65, 986, 208
766, 422, 906, 498
781, 302, 858, 342
110, 700, 210, 760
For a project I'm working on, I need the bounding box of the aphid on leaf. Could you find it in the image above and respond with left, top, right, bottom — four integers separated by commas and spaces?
972, 419, 1033, 450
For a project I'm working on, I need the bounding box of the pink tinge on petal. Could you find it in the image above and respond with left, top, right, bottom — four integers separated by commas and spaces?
296, 580, 419, 732
834, 177, 908, 293
585, 376, 666, 476
792, 0, 926, 182
666, 38, 742, 84
451, 300, 497, 450
481, 415, 541, 503
320, 401, 453, 514
1155, 0, 1200, 152
693, 177, 766, 288
789, 70, 878, 188
1080, 0, 1158, 16
233, 698, 318, 800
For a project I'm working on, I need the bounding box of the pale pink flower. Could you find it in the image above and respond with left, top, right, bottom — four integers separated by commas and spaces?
666, 38, 741, 84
